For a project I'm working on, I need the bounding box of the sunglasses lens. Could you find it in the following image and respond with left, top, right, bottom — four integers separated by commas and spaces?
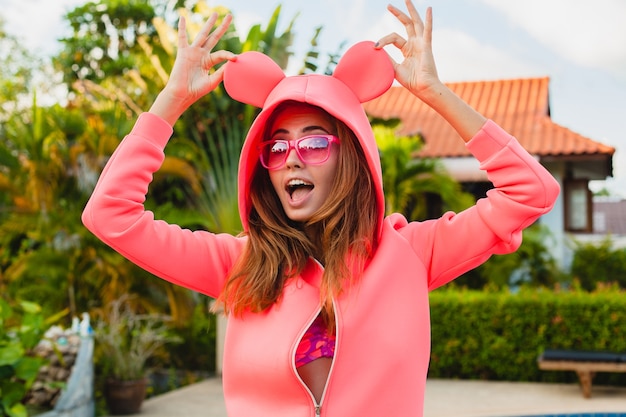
298, 136, 331, 163
261, 141, 289, 169
259, 136, 336, 169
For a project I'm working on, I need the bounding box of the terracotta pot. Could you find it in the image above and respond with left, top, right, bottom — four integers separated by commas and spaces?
104, 377, 148, 415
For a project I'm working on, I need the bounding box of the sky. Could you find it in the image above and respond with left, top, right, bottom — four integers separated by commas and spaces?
3, 0, 626, 195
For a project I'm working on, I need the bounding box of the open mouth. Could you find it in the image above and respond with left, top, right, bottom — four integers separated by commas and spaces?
286, 179, 314, 200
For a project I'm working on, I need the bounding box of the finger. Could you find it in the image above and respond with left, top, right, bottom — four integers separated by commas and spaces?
202, 50, 238, 71
423, 7, 433, 46
375, 32, 407, 51
191, 13, 219, 47
404, 0, 425, 34
203, 14, 233, 50
387, 3, 416, 39
177, 17, 188, 50
209, 62, 229, 85
211, 49, 238, 62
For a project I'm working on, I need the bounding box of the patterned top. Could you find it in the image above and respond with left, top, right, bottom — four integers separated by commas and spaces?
295, 314, 336, 368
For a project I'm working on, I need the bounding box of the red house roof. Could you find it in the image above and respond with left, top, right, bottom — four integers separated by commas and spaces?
363, 77, 615, 167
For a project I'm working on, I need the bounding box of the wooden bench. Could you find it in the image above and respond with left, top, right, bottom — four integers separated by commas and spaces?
537, 349, 626, 398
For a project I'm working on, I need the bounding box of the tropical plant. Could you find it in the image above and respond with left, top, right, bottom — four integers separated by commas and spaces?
480, 224, 563, 289
373, 124, 475, 220
0, 98, 86, 316
298, 25, 345, 76
93, 295, 182, 381
452, 224, 565, 290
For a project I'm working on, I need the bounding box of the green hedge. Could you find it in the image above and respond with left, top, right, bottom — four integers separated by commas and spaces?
428, 287, 626, 385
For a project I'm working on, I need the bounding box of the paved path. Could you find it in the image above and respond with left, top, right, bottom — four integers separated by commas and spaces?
129, 377, 626, 417
423, 379, 626, 417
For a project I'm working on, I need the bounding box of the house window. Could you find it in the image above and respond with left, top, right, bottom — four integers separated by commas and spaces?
564, 179, 592, 232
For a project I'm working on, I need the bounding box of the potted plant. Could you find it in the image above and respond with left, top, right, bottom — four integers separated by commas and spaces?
94, 295, 181, 415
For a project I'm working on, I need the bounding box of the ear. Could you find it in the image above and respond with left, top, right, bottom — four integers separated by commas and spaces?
332, 41, 394, 103
223, 51, 285, 108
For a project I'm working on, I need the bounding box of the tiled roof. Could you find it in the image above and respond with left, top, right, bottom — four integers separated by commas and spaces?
363, 77, 615, 160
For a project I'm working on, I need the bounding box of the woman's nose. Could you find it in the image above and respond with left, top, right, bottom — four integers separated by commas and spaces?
284, 148, 303, 168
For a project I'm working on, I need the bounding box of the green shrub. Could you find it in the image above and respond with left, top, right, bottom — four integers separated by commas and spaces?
0, 299, 67, 417
570, 237, 626, 290
456, 224, 564, 289
428, 287, 626, 385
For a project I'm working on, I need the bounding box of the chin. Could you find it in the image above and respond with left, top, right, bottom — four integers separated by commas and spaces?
280, 199, 321, 223
285, 212, 313, 223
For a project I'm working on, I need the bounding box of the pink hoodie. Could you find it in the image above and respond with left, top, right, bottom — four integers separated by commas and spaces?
82, 42, 560, 416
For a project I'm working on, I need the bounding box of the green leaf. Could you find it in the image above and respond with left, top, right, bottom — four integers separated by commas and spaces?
6, 402, 28, 417
0, 299, 12, 322
0, 364, 14, 379
0, 382, 26, 412
15, 356, 45, 386
0, 345, 24, 367
18, 301, 41, 314
242, 24, 261, 52
44, 308, 70, 327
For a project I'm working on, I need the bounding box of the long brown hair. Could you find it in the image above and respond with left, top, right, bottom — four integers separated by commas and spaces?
216, 101, 379, 326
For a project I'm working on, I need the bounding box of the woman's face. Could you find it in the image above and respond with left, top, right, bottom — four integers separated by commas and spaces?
266, 105, 339, 222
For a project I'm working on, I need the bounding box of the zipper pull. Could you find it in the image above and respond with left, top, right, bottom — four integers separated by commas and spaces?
315, 405, 321, 416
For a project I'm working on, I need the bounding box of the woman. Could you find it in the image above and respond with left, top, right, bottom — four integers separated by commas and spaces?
82, 1, 560, 415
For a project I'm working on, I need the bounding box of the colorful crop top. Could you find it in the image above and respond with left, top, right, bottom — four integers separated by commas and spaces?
295, 314, 336, 368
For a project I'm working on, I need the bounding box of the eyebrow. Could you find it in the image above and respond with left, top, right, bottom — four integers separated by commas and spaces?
270, 125, 330, 138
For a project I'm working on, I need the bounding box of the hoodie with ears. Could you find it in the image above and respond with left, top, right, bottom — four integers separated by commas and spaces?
82, 42, 560, 416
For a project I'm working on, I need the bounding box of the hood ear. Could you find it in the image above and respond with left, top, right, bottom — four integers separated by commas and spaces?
223, 51, 286, 108
332, 41, 394, 103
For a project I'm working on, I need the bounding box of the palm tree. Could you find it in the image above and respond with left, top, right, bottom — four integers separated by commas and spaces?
0, 97, 89, 316
374, 124, 475, 220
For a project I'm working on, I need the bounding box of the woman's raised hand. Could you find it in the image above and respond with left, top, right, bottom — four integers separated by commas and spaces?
376, 0, 486, 141
375, 0, 441, 97
150, 13, 237, 125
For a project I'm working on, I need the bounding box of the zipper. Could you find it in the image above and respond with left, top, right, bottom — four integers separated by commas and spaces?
295, 358, 325, 417
292, 309, 323, 416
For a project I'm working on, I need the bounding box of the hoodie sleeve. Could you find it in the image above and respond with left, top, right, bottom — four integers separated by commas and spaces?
81, 112, 244, 298
398, 119, 560, 291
